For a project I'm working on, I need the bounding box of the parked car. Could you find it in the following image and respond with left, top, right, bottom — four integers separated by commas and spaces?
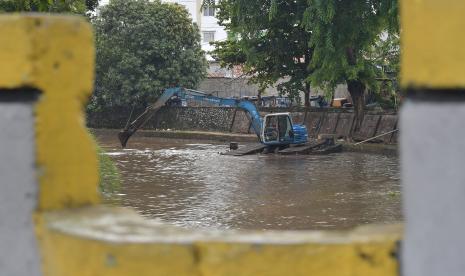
260, 96, 293, 108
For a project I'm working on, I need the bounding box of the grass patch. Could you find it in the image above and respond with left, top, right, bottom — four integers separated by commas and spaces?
387, 191, 401, 198
88, 130, 122, 200
97, 145, 121, 195
95, 142, 122, 196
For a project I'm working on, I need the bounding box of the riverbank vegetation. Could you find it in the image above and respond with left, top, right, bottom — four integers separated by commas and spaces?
96, 144, 121, 195
89, 132, 122, 195
0, 0, 98, 14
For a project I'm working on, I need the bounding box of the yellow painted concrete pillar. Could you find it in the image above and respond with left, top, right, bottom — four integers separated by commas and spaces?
0, 14, 99, 275
401, 1, 465, 276
0, 15, 100, 211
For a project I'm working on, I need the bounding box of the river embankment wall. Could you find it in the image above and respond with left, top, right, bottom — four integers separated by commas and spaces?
87, 107, 398, 144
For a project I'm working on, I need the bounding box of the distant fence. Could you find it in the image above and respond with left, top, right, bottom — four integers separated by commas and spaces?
88, 106, 398, 143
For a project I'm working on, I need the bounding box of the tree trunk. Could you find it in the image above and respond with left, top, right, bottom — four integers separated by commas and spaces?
257, 88, 263, 102
304, 82, 311, 107
347, 80, 365, 131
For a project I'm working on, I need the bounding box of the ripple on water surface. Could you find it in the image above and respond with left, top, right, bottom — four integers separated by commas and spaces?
96, 132, 401, 231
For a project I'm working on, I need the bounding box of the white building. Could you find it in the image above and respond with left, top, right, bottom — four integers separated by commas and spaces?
164, 0, 227, 59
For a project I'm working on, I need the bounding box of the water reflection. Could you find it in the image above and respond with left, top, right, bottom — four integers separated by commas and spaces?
96, 130, 401, 230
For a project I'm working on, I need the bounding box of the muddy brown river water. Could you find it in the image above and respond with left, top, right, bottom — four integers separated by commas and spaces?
95, 130, 401, 231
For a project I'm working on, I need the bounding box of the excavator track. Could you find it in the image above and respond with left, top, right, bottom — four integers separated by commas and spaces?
278, 142, 342, 155
221, 143, 267, 156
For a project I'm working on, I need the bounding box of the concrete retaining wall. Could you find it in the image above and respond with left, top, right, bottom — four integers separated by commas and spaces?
88, 107, 398, 143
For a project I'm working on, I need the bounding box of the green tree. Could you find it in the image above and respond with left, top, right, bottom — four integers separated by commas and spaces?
211, 0, 314, 106
89, 0, 207, 110
303, 0, 398, 127
367, 33, 400, 109
0, 0, 99, 14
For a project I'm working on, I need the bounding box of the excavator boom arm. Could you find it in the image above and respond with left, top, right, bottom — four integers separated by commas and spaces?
118, 87, 264, 148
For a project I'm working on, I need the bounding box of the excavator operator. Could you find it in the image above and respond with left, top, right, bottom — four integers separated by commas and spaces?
264, 116, 279, 141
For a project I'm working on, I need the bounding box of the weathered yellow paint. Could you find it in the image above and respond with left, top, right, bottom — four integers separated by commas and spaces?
0, 15, 99, 210
40, 230, 199, 276
401, 0, 465, 89
37, 207, 400, 276
36, 207, 199, 276
197, 241, 398, 276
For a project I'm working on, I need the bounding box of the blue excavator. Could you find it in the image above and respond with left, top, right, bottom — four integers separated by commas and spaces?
118, 87, 341, 154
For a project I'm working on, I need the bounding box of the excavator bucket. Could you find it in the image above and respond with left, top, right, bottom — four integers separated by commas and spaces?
118, 130, 132, 148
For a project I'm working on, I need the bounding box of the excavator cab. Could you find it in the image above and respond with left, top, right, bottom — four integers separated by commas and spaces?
262, 113, 295, 145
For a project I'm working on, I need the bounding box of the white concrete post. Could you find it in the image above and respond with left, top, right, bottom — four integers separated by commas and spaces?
0, 93, 41, 276
401, 96, 465, 276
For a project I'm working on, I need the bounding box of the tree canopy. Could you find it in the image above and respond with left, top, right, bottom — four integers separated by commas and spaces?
303, 0, 398, 125
211, 0, 313, 105
210, 0, 399, 124
0, 0, 99, 14
89, 0, 207, 110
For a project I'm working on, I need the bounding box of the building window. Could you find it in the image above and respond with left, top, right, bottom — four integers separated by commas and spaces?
203, 31, 215, 43
203, 6, 215, 16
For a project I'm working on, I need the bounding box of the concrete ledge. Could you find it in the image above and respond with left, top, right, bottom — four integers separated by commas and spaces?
135, 129, 259, 142
90, 128, 260, 143
38, 206, 402, 276
342, 143, 398, 156
92, 129, 398, 155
